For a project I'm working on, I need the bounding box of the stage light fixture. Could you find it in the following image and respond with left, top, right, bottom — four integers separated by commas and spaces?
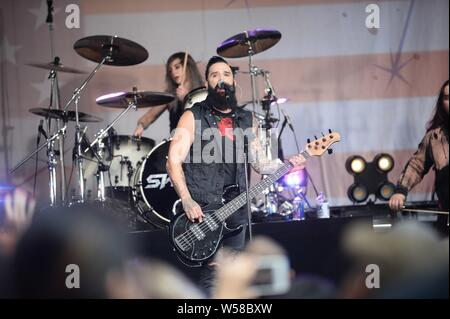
374, 153, 394, 173
346, 155, 367, 174
348, 183, 369, 203
346, 154, 395, 203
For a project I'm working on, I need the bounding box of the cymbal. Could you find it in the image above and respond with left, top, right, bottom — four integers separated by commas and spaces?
217, 28, 281, 58
74, 35, 149, 66
29, 108, 103, 123
26, 60, 87, 74
240, 97, 288, 107
96, 91, 175, 108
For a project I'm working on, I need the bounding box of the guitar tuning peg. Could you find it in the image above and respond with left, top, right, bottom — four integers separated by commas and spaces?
328, 129, 332, 134
321, 132, 325, 137
314, 135, 318, 140
307, 138, 311, 143
327, 148, 333, 155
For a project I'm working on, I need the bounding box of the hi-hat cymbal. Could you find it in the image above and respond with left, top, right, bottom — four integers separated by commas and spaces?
74, 35, 149, 66
29, 108, 103, 123
217, 28, 282, 58
96, 91, 175, 108
27, 59, 87, 74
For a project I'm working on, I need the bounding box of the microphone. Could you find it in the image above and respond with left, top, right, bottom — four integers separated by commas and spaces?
38, 120, 48, 139
281, 109, 295, 132
217, 80, 235, 93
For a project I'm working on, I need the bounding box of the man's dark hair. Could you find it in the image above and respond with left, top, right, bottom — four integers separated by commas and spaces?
204, 56, 232, 80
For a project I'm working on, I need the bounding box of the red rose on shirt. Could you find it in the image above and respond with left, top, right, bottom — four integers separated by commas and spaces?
218, 117, 234, 141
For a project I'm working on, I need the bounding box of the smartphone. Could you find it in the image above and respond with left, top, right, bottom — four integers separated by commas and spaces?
249, 254, 291, 296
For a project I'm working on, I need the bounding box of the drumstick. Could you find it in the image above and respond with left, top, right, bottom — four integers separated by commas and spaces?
180, 50, 188, 86
402, 207, 449, 215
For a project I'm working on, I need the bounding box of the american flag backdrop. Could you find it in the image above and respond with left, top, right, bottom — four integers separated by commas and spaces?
0, 0, 448, 207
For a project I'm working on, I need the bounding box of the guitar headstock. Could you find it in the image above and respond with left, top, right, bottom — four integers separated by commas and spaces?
305, 131, 341, 157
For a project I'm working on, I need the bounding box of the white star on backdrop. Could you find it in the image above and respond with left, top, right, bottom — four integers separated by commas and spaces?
29, 0, 61, 30
0, 36, 22, 64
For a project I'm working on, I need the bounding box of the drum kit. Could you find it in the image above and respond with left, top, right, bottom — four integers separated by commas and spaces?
10, 28, 296, 229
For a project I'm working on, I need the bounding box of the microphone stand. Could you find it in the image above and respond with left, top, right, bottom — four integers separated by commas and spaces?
278, 116, 288, 161
243, 138, 253, 242
235, 115, 253, 242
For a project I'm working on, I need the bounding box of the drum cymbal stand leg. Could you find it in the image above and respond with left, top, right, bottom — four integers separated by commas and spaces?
73, 96, 86, 203
47, 138, 58, 206
96, 162, 108, 202
48, 66, 67, 205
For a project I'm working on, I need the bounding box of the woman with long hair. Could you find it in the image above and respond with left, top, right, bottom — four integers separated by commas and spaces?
390, 80, 449, 234
134, 52, 204, 136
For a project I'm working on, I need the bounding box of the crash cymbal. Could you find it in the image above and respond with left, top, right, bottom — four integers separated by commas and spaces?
217, 28, 281, 58
74, 35, 149, 66
29, 108, 103, 123
27, 57, 87, 74
96, 91, 175, 108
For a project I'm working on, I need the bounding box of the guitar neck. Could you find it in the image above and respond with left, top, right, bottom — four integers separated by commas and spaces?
214, 150, 309, 222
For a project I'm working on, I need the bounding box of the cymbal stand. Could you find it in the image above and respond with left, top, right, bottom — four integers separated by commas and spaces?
9, 126, 67, 175
45, 0, 67, 204
95, 140, 108, 202
65, 46, 115, 202
48, 61, 67, 204
245, 32, 260, 113
259, 71, 281, 216
72, 94, 87, 202
85, 87, 140, 154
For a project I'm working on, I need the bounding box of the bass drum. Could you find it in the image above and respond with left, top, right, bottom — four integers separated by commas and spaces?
134, 138, 181, 228
183, 87, 208, 109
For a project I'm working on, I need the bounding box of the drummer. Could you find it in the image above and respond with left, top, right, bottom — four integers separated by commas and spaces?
134, 52, 204, 136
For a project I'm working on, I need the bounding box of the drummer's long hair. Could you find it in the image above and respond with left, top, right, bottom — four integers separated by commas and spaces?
165, 52, 204, 104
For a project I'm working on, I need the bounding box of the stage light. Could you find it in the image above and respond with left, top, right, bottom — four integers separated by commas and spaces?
374, 153, 394, 173
346, 156, 366, 174
378, 182, 395, 201
283, 168, 307, 188
346, 154, 395, 203
348, 183, 369, 203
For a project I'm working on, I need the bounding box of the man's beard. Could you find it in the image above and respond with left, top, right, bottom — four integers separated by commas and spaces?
206, 83, 238, 111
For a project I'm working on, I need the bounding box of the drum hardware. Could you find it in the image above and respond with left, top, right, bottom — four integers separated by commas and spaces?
85, 88, 170, 200
68, 35, 149, 203
87, 89, 173, 154
183, 86, 208, 110
10, 35, 149, 208
217, 29, 319, 220
26, 59, 87, 74
23, 55, 77, 206
133, 138, 180, 228
217, 28, 281, 112
29, 108, 102, 123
